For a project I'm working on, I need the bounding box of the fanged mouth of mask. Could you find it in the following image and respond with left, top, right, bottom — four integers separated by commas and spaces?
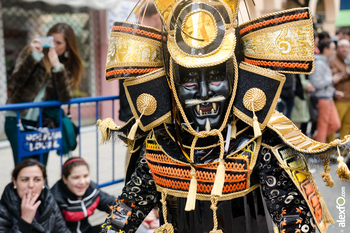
195, 103, 218, 116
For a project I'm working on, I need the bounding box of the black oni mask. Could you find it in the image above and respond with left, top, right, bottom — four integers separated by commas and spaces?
174, 58, 234, 131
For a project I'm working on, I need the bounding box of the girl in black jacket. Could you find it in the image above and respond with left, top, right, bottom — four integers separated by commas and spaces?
0, 159, 71, 233
51, 157, 116, 233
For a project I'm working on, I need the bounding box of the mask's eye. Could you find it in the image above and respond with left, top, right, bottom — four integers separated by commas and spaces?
180, 71, 199, 89
208, 70, 220, 75
188, 71, 199, 77
207, 70, 225, 86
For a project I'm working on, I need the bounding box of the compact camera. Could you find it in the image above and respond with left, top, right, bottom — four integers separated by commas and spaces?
39, 36, 54, 48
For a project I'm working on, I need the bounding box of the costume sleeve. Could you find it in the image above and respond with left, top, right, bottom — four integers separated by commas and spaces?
10, 45, 39, 87
101, 149, 158, 233
255, 146, 317, 233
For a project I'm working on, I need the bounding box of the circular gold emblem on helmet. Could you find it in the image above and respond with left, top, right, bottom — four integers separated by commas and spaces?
182, 10, 217, 49
243, 88, 266, 112
136, 93, 157, 116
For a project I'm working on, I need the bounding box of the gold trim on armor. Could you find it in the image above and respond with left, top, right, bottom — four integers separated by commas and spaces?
239, 7, 310, 28
180, 9, 219, 50
267, 111, 350, 154
266, 143, 334, 233
124, 69, 172, 131
109, 31, 162, 45
106, 62, 164, 70
168, 28, 235, 67
155, 183, 260, 201
227, 136, 262, 187
105, 31, 164, 80
243, 88, 267, 112
233, 62, 285, 130
136, 93, 158, 116
111, 21, 162, 33
241, 20, 314, 61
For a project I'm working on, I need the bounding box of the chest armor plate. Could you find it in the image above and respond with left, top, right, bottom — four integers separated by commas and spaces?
145, 137, 260, 200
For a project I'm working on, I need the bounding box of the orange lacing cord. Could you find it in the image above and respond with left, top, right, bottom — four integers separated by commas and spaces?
244, 58, 310, 70
106, 67, 161, 77
240, 12, 309, 35
112, 26, 162, 40
147, 161, 248, 182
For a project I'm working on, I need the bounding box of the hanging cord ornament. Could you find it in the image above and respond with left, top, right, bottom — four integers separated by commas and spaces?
185, 136, 199, 211
185, 166, 198, 211
335, 146, 350, 182
231, 115, 237, 139
209, 196, 222, 233
211, 132, 226, 196
320, 159, 334, 188
155, 191, 174, 233
127, 93, 156, 140
243, 88, 266, 138
96, 118, 121, 145
251, 101, 262, 137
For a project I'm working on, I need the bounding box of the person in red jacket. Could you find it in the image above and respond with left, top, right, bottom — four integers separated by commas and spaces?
51, 157, 116, 233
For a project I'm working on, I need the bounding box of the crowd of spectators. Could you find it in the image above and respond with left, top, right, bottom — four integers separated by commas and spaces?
281, 28, 350, 146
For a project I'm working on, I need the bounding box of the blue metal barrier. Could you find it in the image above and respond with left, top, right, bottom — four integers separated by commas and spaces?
0, 96, 124, 188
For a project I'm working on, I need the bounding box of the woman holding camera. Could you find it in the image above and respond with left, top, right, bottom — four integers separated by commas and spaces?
0, 159, 71, 232
5, 23, 84, 166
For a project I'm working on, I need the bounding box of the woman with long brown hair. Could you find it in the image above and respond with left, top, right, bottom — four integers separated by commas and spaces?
5, 23, 84, 166
43, 23, 84, 92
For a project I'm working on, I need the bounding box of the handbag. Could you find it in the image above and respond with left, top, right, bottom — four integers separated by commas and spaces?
39, 75, 79, 155
41, 105, 78, 155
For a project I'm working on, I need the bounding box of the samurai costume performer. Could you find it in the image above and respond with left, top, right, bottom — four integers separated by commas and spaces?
97, 1, 350, 232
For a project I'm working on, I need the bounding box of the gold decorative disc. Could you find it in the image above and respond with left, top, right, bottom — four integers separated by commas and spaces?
136, 93, 157, 116
181, 10, 217, 49
243, 88, 266, 112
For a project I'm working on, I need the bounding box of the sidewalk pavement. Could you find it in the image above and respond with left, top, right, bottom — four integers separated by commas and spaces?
0, 128, 349, 231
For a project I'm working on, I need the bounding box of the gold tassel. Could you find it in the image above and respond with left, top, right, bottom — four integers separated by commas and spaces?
185, 169, 197, 211
154, 223, 174, 233
335, 146, 350, 182
210, 230, 223, 233
252, 116, 261, 137
315, 188, 335, 225
250, 102, 261, 138
318, 194, 335, 224
96, 118, 120, 145
320, 163, 334, 188
211, 159, 225, 196
127, 118, 141, 141
231, 119, 237, 139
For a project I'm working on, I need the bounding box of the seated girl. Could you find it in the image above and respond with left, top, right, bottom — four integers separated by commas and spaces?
0, 159, 71, 232
51, 157, 116, 233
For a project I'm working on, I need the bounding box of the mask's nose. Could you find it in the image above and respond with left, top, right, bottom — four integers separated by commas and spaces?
199, 80, 209, 100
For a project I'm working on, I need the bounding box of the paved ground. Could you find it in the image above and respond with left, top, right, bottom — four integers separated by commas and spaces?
0, 127, 349, 232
